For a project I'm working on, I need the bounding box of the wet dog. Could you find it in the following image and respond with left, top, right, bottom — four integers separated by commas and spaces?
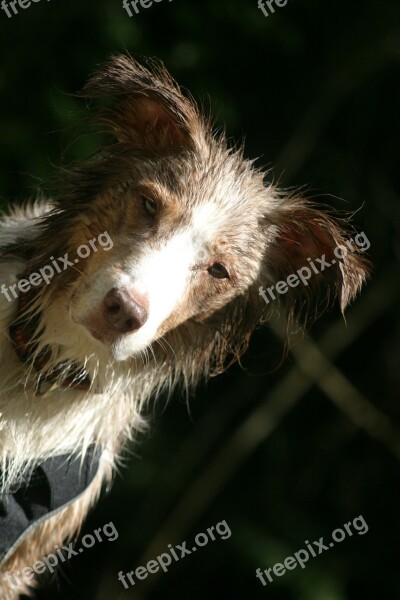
0, 55, 368, 598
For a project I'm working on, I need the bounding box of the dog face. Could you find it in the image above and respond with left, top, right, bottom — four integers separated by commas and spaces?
68, 152, 271, 361
26, 56, 369, 365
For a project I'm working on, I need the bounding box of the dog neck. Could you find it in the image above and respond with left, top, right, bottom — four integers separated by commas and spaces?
8, 276, 91, 393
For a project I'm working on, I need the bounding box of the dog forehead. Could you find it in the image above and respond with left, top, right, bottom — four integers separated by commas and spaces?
186, 202, 229, 249
189, 200, 242, 235
191, 202, 219, 230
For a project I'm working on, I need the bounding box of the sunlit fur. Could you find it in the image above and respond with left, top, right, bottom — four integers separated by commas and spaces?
0, 55, 369, 598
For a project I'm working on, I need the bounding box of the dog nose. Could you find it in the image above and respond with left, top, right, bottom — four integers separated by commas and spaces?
103, 287, 148, 334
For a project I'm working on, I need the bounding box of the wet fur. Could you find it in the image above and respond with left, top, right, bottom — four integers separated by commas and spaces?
0, 55, 369, 597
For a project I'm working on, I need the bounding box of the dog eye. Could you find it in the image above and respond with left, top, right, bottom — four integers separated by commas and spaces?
208, 263, 230, 279
142, 196, 158, 218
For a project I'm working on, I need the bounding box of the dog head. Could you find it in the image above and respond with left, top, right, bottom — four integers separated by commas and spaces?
18, 56, 369, 374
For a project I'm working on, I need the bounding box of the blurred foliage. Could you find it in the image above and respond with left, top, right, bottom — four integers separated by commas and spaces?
0, 0, 399, 598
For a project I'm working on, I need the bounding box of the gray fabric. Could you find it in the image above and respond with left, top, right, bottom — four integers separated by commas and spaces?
0, 446, 101, 565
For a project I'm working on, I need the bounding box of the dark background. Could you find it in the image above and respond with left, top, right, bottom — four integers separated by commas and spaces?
1, 0, 399, 598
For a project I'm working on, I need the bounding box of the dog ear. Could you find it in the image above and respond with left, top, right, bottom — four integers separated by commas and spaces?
80, 54, 206, 153
261, 197, 370, 319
